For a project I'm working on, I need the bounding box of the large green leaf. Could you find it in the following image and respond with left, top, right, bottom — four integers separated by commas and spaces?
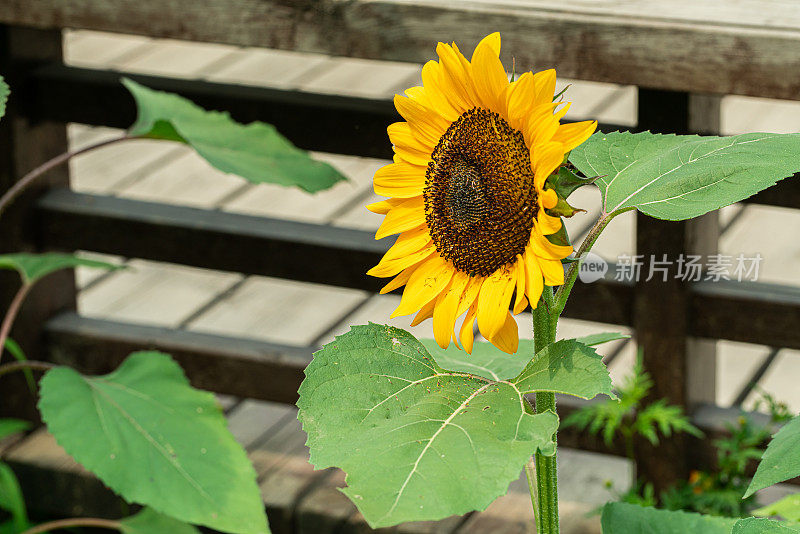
0, 76, 8, 120
600, 502, 736, 534
421, 332, 627, 382
570, 131, 800, 220
0, 462, 27, 533
745, 414, 800, 498
298, 325, 615, 527
120, 507, 201, 534
754, 494, 800, 522
38, 351, 268, 534
122, 78, 345, 193
732, 517, 800, 533
0, 253, 121, 285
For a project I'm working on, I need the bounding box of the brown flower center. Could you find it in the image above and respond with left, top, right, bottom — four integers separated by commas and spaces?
424, 108, 537, 277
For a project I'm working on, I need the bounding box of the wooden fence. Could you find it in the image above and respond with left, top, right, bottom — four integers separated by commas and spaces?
2, 0, 800, 496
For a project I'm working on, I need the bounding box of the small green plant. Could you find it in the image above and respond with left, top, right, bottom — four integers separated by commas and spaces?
563, 354, 702, 512
564, 354, 702, 470
660, 388, 792, 519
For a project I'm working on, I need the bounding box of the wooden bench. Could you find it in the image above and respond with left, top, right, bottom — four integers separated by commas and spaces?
2, 0, 800, 527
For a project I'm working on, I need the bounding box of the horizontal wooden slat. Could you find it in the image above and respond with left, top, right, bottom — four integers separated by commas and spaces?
21, 64, 632, 159
45, 312, 310, 404
21, 65, 800, 209
38, 189, 388, 292
25, 64, 398, 159
692, 279, 800, 351
6, 1, 800, 100
39, 190, 800, 348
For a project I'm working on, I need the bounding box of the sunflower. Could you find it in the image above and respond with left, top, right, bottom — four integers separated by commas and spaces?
367, 33, 597, 354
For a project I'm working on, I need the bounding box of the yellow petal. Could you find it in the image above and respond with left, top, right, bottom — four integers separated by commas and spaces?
380, 264, 416, 294
537, 209, 563, 235
366, 199, 393, 214
393, 94, 450, 142
375, 197, 425, 239
523, 246, 544, 307
456, 275, 483, 318
505, 72, 535, 130
541, 189, 558, 209
420, 60, 462, 121
554, 102, 572, 122
532, 141, 565, 190
380, 225, 432, 263
490, 312, 519, 354
367, 242, 435, 278
533, 68, 557, 106
470, 32, 508, 113
391, 255, 453, 318
529, 227, 573, 260
537, 255, 565, 286
410, 298, 436, 326
432, 271, 470, 348
388, 121, 436, 154
436, 42, 478, 109
393, 144, 433, 167
513, 255, 528, 314
552, 120, 598, 152
523, 103, 558, 147
459, 302, 478, 354
373, 162, 426, 198
476, 267, 516, 339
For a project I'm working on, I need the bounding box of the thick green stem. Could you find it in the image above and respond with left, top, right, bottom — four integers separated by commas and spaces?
525, 211, 619, 532
530, 287, 559, 534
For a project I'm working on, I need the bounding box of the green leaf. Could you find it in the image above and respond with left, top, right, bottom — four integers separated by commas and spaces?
570, 131, 800, 220
38, 351, 268, 534
600, 502, 737, 534
733, 517, 800, 533
575, 332, 630, 347
746, 414, 800, 498
3, 338, 34, 394
120, 507, 201, 534
122, 78, 345, 193
0, 253, 122, 285
298, 324, 559, 528
512, 339, 617, 401
0, 76, 8, 121
754, 494, 800, 522
420, 334, 625, 382
0, 419, 30, 442
419, 339, 530, 381
0, 462, 27, 533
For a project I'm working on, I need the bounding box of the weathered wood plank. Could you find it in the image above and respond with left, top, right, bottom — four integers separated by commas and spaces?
6, 0, 800, 99
295, 469, 356, 534
45, 312, 311, 403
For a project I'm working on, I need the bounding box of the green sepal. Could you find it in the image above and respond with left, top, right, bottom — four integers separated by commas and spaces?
546, 193, 586, 218
547, 166, 601, 199
545, 220, 571, 248
553, 84, 571, 102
